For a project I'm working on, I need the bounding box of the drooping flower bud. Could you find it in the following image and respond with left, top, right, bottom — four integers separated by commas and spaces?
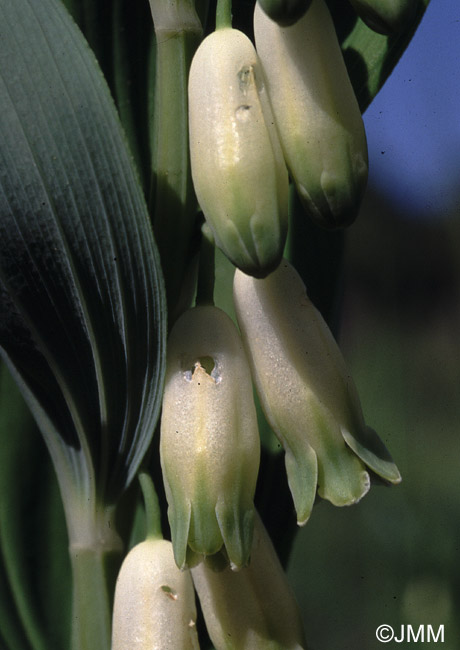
348, 0, 417, 35
111, 539, 199, 650
233, 260, 401, 525
254, 0, 368, 228
188, 27, 289, 277
191, 513, 307, 650
160, 306, 260, 569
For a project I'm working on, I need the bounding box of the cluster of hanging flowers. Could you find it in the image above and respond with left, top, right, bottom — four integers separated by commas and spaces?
112, 0, 410, 646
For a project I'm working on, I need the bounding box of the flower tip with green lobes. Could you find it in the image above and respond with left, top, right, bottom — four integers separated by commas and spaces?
257, 0, 313, 26
111, 538, 199, 650
297, 152, 368, 230
233, 259, 401, 523
348, 0, 418, 35
188, 27, 289, 278
254, 0, 369, 229
160, 305, 260, 570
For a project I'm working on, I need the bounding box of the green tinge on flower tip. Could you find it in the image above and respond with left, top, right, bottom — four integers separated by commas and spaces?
276, 402, 371, 523
193, 471, 229, 557
283, 439, 317, 526
348, 0, 418, 35
215, 495, 256, 571
168, 476, 255, 570
342, 425, 402, 485
311, 404, 371, 506
233, 259, 401, 523
160, 306, 260, 570
188, 27, 289, 278
297, 153, 368, 229
167, 492, 222, 570
339, 367, 402, 485
212, 205, 286, 279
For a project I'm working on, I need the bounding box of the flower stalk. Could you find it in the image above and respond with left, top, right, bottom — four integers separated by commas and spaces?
216, 0, 232, 29
148, 0, 203, 315
196, 223, 216, 307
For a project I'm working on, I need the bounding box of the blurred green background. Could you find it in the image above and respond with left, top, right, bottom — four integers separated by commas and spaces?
288, 186, 460, 649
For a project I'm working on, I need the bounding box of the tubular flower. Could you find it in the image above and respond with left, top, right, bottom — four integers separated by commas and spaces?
254, 0, 368, 228
233, 260, 401, 525
188, 27, 289, 277
111, 539, 199, 650
160, 306, 260, 569
192, 513, 307, 650
348, 0, 417, 35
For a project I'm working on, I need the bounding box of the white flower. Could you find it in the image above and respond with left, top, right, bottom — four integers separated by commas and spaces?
160, 306, 260, 568
254, 0, 368, 228
111, 538, 199, 650
188, 27, 288, 276
234, 259, 401, 524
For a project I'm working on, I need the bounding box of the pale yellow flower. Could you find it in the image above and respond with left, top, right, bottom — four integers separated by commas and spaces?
160, 306, 260, 568
234, 260, 401, 524
112, 538, 199, 650
188, 27, 288, 276
254, 0, 368, 228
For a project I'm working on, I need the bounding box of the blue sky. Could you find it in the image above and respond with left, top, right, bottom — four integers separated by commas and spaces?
363, 0, 460, 219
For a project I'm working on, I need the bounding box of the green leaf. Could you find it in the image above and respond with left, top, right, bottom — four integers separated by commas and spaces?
0, 369, 38, 650
0, 561, 32, 650
327, 0, 431, 111
0, 362, 71, 650
0, 364, 47, 650
0, 0, 166, 514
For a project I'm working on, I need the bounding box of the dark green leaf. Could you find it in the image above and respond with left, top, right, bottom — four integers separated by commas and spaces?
0, 0, 166, 507
0, 363, 71, 650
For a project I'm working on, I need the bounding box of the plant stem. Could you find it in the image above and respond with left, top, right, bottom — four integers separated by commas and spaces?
68, 502, 123, 650
196, 223, 215, 306
70, 549, 120, 650
148, 0, 202, 319
216, 0, 232, 29
138, 472, 162, 541
286, 184, 344, 330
